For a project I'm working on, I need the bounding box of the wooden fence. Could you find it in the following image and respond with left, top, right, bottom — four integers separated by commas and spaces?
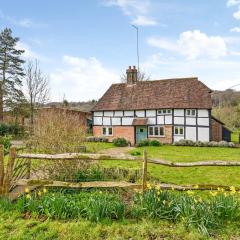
1, 145, 240, 198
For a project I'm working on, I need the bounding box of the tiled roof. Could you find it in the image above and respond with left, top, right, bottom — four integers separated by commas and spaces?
92, 77, 212, 111
132, 118, 148, 126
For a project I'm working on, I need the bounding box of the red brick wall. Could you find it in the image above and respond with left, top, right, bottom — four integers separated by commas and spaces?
93, 126, 135, 145
148, 125, 173, 144
211, 118, 222, 142
93, 125, 173, 145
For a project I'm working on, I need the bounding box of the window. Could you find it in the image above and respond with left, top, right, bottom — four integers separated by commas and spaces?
148, 126, 165, 137
186, 109, 196, 117
157, 109, 172, 115
174, 126, 184, 135
102, 127, 113, 136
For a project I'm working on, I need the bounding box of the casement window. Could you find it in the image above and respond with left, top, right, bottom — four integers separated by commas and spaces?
186, 109, 196, 117
148, 126, 165, 137
157, 109, 172, 115
174, 126, 184, 135
102, 127, 113, 136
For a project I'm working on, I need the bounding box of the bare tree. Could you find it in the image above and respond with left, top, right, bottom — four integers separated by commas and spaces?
25, 59, 50, 125
121, 69, 150, 83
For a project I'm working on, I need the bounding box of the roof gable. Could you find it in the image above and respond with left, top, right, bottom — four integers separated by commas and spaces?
92, 77, 212, 111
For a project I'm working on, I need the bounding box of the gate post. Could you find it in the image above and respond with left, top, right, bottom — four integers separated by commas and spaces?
142, 149, 148, 192
0, 145, 4, 195
2, 147, 16, 195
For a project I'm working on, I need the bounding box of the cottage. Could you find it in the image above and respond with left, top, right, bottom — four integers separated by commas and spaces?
92, 66, 228, 145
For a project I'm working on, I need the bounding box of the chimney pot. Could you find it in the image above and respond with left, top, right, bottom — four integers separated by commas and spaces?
126, 65, 138, 84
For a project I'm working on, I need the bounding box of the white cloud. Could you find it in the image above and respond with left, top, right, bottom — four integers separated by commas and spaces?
0, 10, 46, 28
148, 30, 227, 59
233, 7, 240, 19
230, 27, 240, 32
103, 0, 158, 26
141, 53, 240, 90
131, 15, 158, 26
50, 55, 120, 101
227, 0, 240, 7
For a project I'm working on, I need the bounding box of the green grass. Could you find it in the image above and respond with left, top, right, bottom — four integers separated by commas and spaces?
232, 131, 240, 144
84, 142, 114, 153
130, 145, 240, 162
100, 145, 240, 186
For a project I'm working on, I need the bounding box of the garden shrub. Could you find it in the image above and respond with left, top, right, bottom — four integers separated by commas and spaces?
149, 140, 161, 146
130, 150, 141, 156
137, 139, 150, 147
0, 123, 24, 136
113, 137, 129, 147
86, 136, 109, 142
0, 135, 12, 153
173, 139, 235, 147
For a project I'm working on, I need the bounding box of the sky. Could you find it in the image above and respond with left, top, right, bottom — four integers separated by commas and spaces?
1, 0, 240, 101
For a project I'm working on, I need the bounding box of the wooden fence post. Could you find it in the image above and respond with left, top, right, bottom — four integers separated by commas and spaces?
2, 147, 16, 195
26, 159, 31, 179
0, 145, 4, 194
142, 149, 148, 192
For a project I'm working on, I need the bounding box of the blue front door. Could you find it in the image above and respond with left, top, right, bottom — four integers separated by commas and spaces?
136, 126, 147, 144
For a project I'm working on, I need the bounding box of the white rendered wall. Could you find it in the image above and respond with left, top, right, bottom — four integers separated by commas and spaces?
135, 110, 145, 117
146, 110, 156, 117
103, 117, 111, 125
174, 109, 184, 116
122, 117, 134, 125
165, 116, 172, 124
93, 117, 102, 125
198, 127, 210, 141
198, 110, 209, 117
114, 111, 123, 117
157, 116, 164, 124
186, 117, 196, 125
94, 111, 103, 116
174, 117, 184, 125
198, 118, 209, 126
111, 117, 121, 125
186, 127, 197, 141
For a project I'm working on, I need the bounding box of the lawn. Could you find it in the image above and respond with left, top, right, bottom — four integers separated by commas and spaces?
0, 210, 236, 240
100, 145, 240, 186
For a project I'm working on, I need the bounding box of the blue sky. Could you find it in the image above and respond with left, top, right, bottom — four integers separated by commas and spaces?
1, 0, 240, 101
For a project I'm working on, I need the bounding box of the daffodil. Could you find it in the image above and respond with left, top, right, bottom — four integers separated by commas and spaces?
194, 185, 199, 189
198, 197, 203, 203
156, 185, 161, 191
210, 191, 217, 197
171, 187, 175, 191
43, 188, 47, 193
157, 191, 160, 196
224, 192, 228, 197
25, 187, 30, 193
26, 194, 31, 199
163, 200, 166, 205
230, 186, 236, 194
37, 191, 42, 196
187, 190, 194, 196
99, 191, 103, 194
147, 183, 152, 189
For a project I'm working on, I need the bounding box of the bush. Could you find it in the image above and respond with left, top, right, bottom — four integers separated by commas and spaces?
130, 150, 141, 156
113, 137, 129, 147
0, 135, 12, 153
173, 139, 235, 148
0, 123, 24, 136
149, 140, 161, 146
86, 136, 109, 142
137, 139, 150, 147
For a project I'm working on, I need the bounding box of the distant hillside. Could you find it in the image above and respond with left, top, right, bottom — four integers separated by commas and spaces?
212, 90, 240, 130
45, 100, 97, 112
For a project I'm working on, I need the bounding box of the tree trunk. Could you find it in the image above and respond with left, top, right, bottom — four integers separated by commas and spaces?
0, 81, 3, 122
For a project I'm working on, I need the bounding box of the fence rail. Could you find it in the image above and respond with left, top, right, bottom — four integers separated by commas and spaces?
1, 146, 240, 198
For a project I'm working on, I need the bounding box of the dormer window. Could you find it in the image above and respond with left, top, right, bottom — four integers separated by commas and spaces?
186, 109, 196, 117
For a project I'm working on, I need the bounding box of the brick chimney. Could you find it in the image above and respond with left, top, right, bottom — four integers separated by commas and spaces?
126, 66, 138, 84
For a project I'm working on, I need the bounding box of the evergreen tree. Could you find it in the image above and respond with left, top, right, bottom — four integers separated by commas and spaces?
0, 28, 25, 121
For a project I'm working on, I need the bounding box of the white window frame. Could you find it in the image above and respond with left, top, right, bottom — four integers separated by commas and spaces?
148, 126, 165, 137
186, 109, 196, 117
157, 109, 172, 115
174, 126, 184, 136
102, 126, 113, 136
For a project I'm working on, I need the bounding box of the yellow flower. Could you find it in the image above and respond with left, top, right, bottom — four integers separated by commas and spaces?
43, 188, 47, 193
37, 191, 42, 196
147, 183, 152, 189
187, 190, 194, 196
156, 185, 161, 191
210, 191, 217, 197
230, 186, 236, 194
163, 200, 166, 205
99, 191, 103, 194
26, 194, 31, 199
198, 197, 203, 203
194, 198, 198, 203
25, 187, 30, 193
194, 185, 199, 189
171, 187, 175, 191
157, 191, 161, 196
224, 192, 228, 197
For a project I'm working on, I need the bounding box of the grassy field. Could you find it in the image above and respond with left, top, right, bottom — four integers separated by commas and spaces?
1, 210, 238, 240
100, 144, 240, 186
